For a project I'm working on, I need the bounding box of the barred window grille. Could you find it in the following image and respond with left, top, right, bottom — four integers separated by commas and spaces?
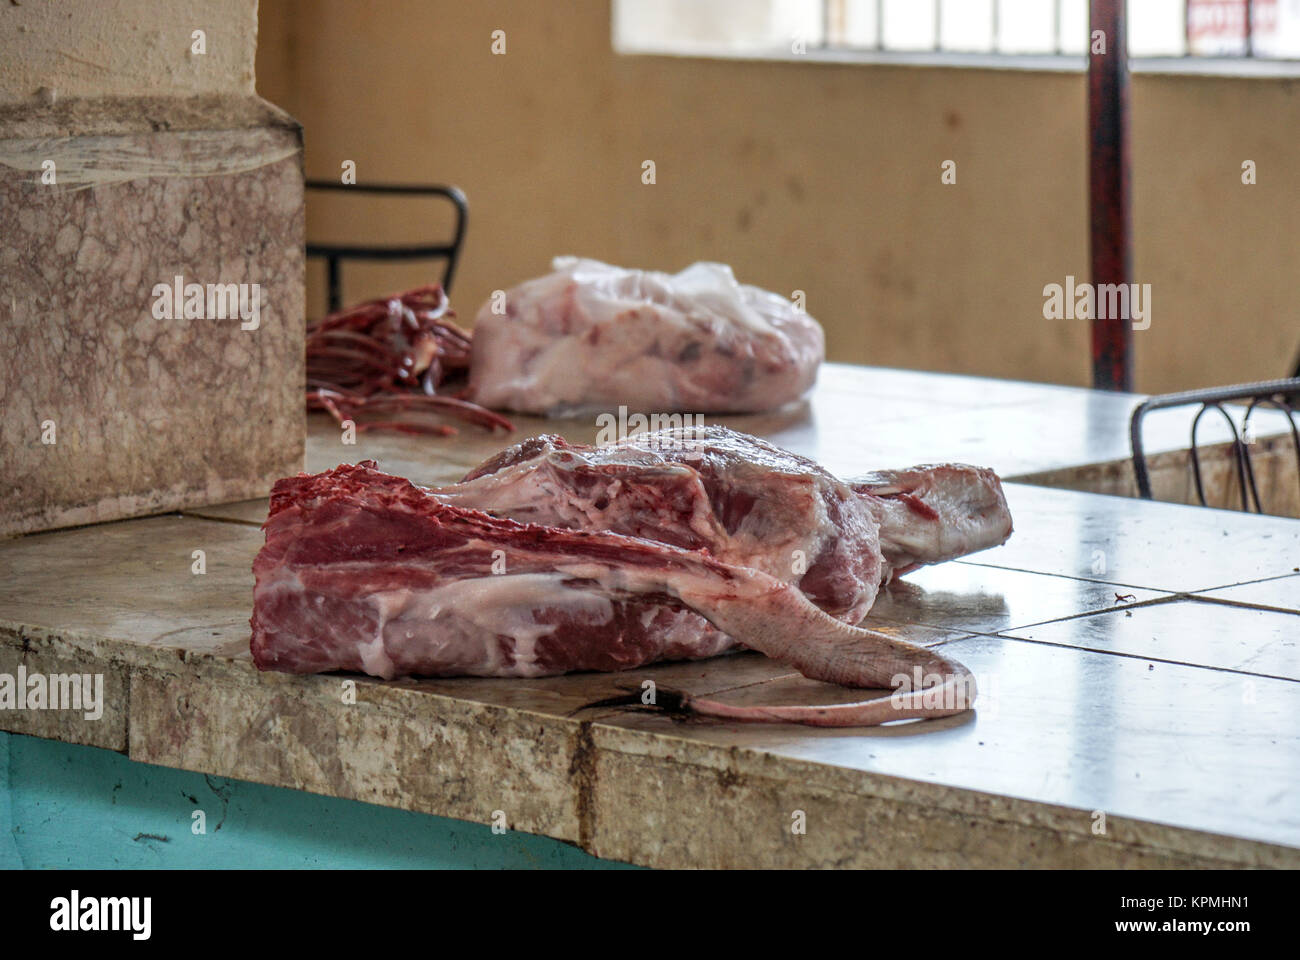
613, 0, 1300, 62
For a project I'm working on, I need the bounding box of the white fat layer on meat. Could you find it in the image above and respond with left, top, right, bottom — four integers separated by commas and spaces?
439, 454, 722, 546
858, 464, 1013, 571
438, 431, 882, 622
552, 559, 760, 606
733, 481, 834, 579
371, 573, 615, 677
366, 591, 409, 678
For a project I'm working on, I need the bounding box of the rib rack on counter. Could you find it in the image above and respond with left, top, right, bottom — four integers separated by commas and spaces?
305, 284, 513, 437
251, 427, 1012, 727
465, 258, 826, 416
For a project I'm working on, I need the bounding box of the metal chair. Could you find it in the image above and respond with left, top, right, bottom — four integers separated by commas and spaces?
1130, 378, 1300, 512
305, 181, 468, 313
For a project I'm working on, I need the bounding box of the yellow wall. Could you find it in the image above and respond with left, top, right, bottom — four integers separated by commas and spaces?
256, 0, 1300, 392
0, 0, 257, 104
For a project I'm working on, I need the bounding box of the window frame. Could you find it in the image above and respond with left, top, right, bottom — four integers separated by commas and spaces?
611, 0, 1300, 78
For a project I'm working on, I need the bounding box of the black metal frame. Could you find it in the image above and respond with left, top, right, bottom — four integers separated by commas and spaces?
1130, 378, 1300, 512
305, 181, 468, 313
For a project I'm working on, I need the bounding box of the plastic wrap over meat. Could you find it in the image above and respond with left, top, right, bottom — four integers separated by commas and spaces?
466, 258, 825, 416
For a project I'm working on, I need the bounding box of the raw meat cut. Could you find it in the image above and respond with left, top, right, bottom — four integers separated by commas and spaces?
465, 258, 825, 416
250, 428, 1012, 726
441, 427, 885, 623
852, 464, 1015, 579
305, 284, 513, 436
440, 426, 1013, 600
251, 459, 985, 725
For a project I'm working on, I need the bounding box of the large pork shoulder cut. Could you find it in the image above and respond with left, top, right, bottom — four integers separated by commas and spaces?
250, 429, 1012, 726
465, 258, 825, 416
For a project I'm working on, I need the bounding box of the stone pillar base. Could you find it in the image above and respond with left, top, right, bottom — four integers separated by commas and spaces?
1, 95, 305, 536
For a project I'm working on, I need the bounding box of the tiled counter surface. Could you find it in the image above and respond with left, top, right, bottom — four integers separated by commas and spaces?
2, 365, 1298, 867
224, 363, 1300, 501
188, 362, 1300, 527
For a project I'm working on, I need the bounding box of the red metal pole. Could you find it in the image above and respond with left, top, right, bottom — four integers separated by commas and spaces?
1088, 0, 1134, 392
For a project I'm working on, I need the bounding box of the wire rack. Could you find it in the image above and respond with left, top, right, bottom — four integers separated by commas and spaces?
1130, 378, 1300, 512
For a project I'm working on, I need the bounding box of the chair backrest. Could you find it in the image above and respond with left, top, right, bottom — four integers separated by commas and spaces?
305, 181, 468, 313
1130, 378, 1300, 513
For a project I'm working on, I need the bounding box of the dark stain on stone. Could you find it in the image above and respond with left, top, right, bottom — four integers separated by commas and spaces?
737, 208, 752, 231
945, 110, 961, 130
569, 722, 598, 851
132, 832, 170, 843
570, 690, 640, 714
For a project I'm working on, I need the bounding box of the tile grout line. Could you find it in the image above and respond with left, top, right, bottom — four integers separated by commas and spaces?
1180, 594, 1300, 618
868, 594, 1183, 640
953, 558, 1300, 597
952, 558, 1189, 593
1190, 571, 1300, 592
988, 631, 1300, 683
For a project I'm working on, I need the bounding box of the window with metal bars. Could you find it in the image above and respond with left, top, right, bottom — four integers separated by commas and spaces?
613, 0, 1300, 65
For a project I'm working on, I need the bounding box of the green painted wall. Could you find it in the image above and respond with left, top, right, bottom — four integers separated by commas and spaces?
0, 733, 633, 870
